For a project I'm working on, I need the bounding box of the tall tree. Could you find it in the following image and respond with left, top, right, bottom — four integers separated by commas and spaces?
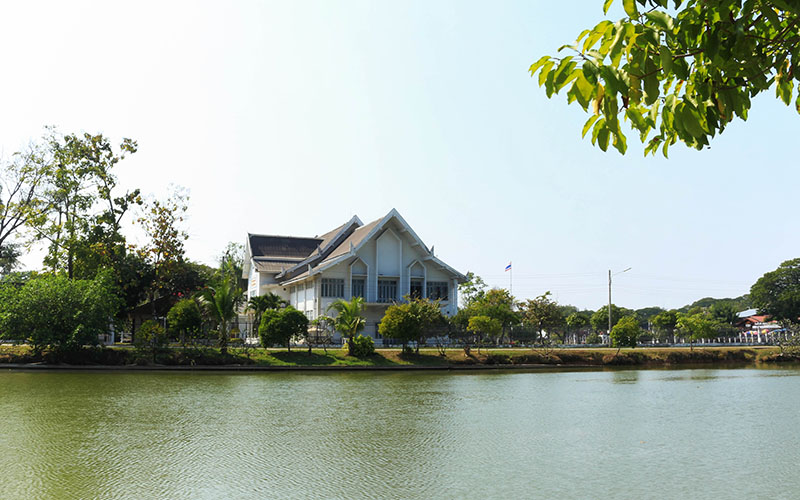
379, 297, 445, 353
0, 144, 49, 251
751, 258, 800, 328
531, 1, 800, 156
520, 292, 565, 344
39, 130, 139, 278
459, 271, 488, 308
610, 315, 641, 352
138, 188, 189, 317
651, 309, 678, 342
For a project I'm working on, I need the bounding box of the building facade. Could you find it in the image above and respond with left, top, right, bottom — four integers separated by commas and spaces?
243, 209, 466, 343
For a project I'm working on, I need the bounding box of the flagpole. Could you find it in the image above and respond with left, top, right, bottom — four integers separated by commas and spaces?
510, 262, 512, 296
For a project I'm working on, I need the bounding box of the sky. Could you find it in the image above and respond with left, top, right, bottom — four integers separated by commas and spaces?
1, 0, 798, 311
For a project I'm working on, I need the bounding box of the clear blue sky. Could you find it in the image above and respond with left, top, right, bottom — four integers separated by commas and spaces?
2, 1, 797, 311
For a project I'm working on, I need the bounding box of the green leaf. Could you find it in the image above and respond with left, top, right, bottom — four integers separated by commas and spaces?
598, 127, 610, 151
552, 57, 578, 92
591, 117, 606, 144
796, 83, 800, 114
582, 115, 600, 138
643, 57, 659, 105
659, 46, 673, 75
625, 107, 648, 132
603, 0, 614, 15
572, 72, 594, 110
538, 61, 554, 86
622, 0, 637, 17
612, 130, 627, 154
529, 56, 551, 76
680, 105, 705, 138
644, 11, 674, 31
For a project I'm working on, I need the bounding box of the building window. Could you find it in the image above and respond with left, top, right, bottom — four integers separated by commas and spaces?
352, 278, 365, 298
321, 278, 344, 298
378, 279, 397, 303
427, 281, 449, 301
410, 278, 423, 298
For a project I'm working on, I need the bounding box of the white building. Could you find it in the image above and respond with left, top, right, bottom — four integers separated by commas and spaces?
243, 209, 466, 343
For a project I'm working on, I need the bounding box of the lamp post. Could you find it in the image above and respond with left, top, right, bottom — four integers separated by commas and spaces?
608, 267, 631, 345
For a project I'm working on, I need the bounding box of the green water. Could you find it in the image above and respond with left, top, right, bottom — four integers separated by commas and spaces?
1, 367, 799, 499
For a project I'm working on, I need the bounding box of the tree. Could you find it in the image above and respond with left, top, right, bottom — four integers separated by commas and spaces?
750, 258, 800, 328
676, 311, 719, 350
520, 292, 565, 345
566, 311, 591, 342
0, 144, 49, 252
470, 288, 519, 343
309, 315, 335, 354
199, 281, 243, 355
610, 315, 641, 351
39, 130, 140, 278
0, 272, 120, 353
467, 315, 502, 353
247, 292, 288, 337
328, 296, 367, 353
138, 188, 189, 318
0, 244, 21, 275
711, 301, 739, 326
459, 271, 488, 308
590, 304, 632, 332
651, 309, 678, 342
167, 298, 202, 346
531, 1, 800, 156
259, 307, 309, 352
218, 241, 244, 287
379, 297, 446, 353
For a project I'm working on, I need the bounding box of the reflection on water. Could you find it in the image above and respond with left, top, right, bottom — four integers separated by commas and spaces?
1, 368, 800, 499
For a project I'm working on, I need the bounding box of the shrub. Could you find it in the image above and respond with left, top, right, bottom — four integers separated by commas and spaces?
134, 320, 168, 351
166, 298, 202, 345
585, 332, 602, 344
0, 272, 120, 352
347, 335, 375, 358
259, 307, 308, 351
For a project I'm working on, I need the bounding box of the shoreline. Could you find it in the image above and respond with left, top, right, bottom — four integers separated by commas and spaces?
2, 345, 797, 373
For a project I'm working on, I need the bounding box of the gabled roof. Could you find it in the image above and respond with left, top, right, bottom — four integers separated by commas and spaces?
248, 209, 467, 284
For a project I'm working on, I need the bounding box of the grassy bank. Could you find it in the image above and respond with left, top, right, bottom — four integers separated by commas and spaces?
0, 344, 795, 369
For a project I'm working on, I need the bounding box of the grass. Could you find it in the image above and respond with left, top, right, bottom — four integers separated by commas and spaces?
0, 344, 787, 368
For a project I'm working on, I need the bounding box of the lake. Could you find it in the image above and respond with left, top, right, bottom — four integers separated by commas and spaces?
1, 367, 798, 499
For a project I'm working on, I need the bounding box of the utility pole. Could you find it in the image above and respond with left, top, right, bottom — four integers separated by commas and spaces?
608, 269, 612, 344
608, 267, 631, 346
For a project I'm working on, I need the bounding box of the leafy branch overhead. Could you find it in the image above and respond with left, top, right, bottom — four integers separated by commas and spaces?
530, 0, 800, 156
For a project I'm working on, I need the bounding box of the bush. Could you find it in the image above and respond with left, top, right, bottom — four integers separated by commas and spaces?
347, 335, 375, 358
167, 298, 202, 344
0, 272, 120, 352
134, 320, 168, 351
585, 333, 602, 344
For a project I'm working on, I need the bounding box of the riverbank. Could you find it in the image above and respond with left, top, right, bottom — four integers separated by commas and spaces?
1, 344, 797, 370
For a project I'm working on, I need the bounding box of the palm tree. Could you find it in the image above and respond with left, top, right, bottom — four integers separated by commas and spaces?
327, 296, 366, 353
247, 292, 287, 336
199, 281, 244, 355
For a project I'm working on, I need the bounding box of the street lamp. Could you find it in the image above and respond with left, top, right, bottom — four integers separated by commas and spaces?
608, 267, 631, 345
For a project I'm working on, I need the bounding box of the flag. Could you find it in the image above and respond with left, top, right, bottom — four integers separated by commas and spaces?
505, 262, 512, 272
